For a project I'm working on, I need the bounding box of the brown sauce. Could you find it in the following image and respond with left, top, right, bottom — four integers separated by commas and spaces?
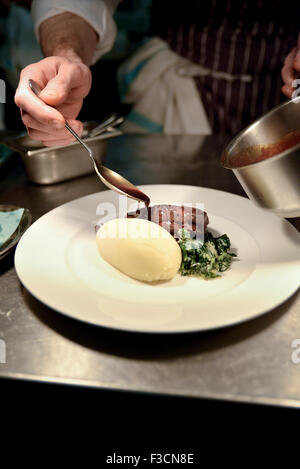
223, 129, 300, 168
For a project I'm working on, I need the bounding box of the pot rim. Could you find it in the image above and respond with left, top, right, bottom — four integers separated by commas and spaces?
221, 98, 300, 170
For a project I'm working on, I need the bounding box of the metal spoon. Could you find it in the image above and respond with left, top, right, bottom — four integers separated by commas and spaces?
28, 79, 150, 205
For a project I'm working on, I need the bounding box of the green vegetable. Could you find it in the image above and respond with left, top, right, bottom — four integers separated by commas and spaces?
177, 229, 237, 279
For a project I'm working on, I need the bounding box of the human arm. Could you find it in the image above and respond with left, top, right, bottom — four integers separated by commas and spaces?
14, 0, 120, 146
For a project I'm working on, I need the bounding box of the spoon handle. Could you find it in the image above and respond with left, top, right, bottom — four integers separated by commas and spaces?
64, 121, 93, 158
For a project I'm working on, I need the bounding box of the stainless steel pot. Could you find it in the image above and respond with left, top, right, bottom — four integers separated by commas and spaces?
221, 99, 300, 218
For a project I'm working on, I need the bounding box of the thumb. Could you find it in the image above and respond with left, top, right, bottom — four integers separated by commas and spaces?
39, 72, 71, 107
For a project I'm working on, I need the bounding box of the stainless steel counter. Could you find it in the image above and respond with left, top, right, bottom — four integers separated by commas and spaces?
0, 134, 299, 408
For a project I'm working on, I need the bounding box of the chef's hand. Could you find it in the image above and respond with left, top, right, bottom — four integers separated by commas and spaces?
281, 33, 300, 99
14, 56, 92, 146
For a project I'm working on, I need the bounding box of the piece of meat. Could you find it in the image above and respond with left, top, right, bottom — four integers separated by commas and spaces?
127, 204, 209, 239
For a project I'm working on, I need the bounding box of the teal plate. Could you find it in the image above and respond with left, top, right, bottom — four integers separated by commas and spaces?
0, 205, 32, 260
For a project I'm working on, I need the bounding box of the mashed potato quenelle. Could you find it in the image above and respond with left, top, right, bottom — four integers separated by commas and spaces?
96, 218, 182, 282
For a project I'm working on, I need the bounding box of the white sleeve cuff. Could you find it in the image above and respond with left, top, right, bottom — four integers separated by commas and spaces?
31, 0, 119, 64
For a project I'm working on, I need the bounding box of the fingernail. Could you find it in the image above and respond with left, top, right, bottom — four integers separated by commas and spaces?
51, 120, 64, 129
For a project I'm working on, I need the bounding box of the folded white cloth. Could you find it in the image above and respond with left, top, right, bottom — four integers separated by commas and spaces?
118, 37, 212, 135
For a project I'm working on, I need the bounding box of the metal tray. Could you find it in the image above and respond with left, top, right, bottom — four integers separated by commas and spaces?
0, 122, 122, 185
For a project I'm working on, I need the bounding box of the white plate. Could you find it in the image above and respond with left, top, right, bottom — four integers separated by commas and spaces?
15, 185, 300, 333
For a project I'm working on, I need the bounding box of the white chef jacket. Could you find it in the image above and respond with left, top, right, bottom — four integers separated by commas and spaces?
31, 0, 121, 64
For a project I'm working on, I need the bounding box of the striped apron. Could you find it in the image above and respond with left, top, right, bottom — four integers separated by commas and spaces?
152, 0, 299, 134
